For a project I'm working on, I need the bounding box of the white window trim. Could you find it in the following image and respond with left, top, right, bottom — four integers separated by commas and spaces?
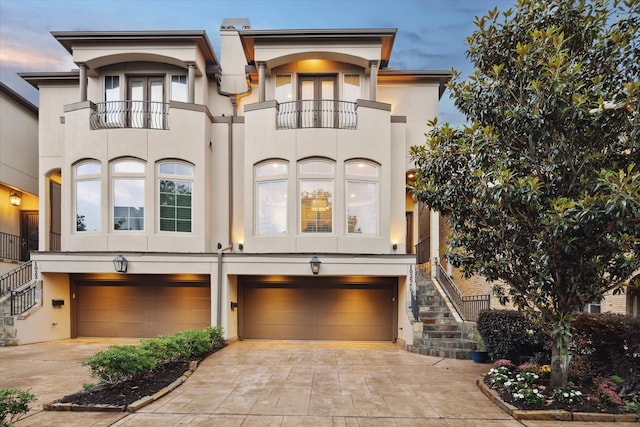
157, 161, 194, 234
74, 160, 102, 233
345, 160, 379, 236
255, 160, 289, 235
111, 159, 146, 232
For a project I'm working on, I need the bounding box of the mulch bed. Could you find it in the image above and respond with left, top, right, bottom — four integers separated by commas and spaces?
57, 360, 192, 407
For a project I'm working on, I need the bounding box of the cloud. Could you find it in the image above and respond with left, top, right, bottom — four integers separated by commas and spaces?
0, 40, 73, 71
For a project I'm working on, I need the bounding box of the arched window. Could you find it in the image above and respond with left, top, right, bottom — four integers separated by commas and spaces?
345, 160, 379, 235
255, 160, 288, 235
158, 161, 193, 233
112, 159, 145, 231
74, 160, 101, 232
299, 159, 334, 233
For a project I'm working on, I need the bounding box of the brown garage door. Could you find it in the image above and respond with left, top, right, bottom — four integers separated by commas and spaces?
241, 280, 395, 341
75, 281, 211, 338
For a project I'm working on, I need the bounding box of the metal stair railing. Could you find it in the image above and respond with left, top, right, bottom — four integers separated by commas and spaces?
11, 282, 37, 315
434, 262, 490, 321
0, 260, 33, 297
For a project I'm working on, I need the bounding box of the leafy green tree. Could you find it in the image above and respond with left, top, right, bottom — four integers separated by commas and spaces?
410, 0, 639, 388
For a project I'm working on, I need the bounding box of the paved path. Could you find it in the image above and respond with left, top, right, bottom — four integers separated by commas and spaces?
1, 340, 636, 426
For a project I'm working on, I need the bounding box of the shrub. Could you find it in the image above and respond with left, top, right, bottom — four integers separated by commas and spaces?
82, 345, 157, 385
477, 310, 549, 364
139, 336, 181, 362
208, 326, 226, 349
140, 327, 226, 362
595, 377, 623, 406
0, 389, 36, 426
84, 327, 226, 386
571, 313, 640, 392
170, 329, 216, 359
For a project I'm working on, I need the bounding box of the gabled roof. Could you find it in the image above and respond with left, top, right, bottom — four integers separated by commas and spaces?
239, 28, 397, 68
51, 30, 219, 66
0, 81, 38, 114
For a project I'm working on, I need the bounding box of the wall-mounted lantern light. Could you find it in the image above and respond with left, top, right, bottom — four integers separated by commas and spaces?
230, 301, 238, 310
113, 254, 128, 273
310, 256, 322, 275
392, 243, 398, 251
9, 190, 22, 206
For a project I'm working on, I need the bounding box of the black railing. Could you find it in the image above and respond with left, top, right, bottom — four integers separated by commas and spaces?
411, 291, 419, 322
0, 232, 35, 262
0, 261, 32, 297
50, 232, 61, 252
277, 99, 357, 129
415, 239, 430, 265
90, 101, 169, 130
435, 262, 490, 321
11, 284, 37, 315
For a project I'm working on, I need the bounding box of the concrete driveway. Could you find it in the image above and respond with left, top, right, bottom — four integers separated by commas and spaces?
2, 340, 635, 426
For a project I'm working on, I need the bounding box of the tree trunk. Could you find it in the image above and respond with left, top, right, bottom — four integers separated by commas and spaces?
550, 333, 569, 388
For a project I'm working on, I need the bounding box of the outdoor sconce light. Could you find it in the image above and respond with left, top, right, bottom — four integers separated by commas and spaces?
238, 243, 244, 251
9, 190, 22, 206
392, 243, 398, 251
309, 256, 322, 275
52, 299, 64, 307
230, 301, 238, 310
113, 254, 128, 273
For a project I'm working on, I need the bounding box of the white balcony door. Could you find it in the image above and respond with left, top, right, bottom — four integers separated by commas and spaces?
299, 75, 336, 128
128, 76, 164, 129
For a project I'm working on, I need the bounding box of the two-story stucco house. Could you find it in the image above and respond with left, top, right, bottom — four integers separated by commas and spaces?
9, 18, 451, 346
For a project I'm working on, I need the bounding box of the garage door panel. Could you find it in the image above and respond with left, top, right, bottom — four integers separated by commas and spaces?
242, 283, 394, 341
77, 283, 211, 338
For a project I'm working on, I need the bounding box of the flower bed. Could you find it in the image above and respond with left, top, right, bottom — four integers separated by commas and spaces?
484, 359, 639, 417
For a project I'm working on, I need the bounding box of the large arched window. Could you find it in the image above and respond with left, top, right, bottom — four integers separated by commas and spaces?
255, 160, 288, 235
299, 159, 334, 233
345, 160, 379, 235
74, 160, 101, 232
112, 159, 145, 231
158, 161, 193, 233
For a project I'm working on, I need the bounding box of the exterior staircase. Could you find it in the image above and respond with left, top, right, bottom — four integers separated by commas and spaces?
407, 264, 477, 360
0, 261, 38, 346
0, 295, 18, 346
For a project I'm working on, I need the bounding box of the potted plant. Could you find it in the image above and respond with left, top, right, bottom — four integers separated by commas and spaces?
468, 329, 490, 363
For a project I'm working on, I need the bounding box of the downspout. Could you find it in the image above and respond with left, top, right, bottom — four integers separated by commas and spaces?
217, 244, 232, 326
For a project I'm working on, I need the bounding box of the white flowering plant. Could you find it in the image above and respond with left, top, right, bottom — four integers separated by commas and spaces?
552, 387, 583, 404
512, 387, 546, 405
487, 366, 512, 388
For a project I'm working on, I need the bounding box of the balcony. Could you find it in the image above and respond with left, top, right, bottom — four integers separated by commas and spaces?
90, 101, 169, 130
276, 100, 357, 130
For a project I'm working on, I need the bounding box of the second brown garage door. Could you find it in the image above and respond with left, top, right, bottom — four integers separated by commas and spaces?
241, 279, 396, 341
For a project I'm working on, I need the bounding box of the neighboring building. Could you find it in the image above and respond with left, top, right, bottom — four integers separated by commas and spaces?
10, 19, 451, 345
424, 196, 639, 319
0, 82, 41, 275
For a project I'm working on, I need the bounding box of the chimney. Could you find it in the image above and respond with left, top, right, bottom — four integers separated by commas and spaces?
219, 18, 251, 94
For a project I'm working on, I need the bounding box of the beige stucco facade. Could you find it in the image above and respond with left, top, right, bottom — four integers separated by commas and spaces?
6, 20, 449, 345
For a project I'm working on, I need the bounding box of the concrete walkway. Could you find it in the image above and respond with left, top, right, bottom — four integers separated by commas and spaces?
1, 340, 636, 426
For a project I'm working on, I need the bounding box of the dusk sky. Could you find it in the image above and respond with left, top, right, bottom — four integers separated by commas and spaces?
0, 0, 515, 126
